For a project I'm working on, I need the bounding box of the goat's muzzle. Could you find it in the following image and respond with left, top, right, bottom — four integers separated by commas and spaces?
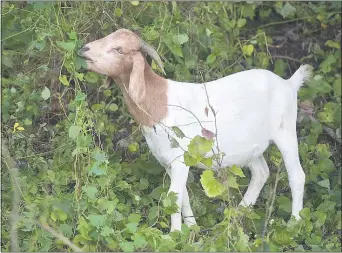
77, 46, 90, 57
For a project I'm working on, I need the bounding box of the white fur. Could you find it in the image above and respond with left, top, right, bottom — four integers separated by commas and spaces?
142, 65, 312, 231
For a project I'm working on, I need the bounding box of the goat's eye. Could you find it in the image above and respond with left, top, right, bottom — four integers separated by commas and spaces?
116, 48, 123, 54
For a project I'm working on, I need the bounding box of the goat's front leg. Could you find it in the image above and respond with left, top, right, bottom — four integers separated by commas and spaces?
168, 161, 189, 232
182, 186, 196, 227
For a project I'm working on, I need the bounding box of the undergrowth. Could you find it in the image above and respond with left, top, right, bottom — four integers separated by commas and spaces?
1, 1, 341, 252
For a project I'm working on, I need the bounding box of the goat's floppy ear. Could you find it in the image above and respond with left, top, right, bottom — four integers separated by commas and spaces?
129, 53, 146, 104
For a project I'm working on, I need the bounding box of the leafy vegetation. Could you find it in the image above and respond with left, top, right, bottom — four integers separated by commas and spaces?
1, 1, 341, 252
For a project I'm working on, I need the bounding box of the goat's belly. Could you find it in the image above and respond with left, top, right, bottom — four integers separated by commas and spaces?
142, 124, 270, 171
215, 140, 269, 168
142, 126, 185, 168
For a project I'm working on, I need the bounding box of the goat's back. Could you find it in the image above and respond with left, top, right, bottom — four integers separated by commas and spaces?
143, 69, 301, 169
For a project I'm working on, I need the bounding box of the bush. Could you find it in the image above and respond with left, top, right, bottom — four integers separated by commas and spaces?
1, 2, 341, 252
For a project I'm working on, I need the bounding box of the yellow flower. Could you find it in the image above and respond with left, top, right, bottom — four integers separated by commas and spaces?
13, 122, 24, 133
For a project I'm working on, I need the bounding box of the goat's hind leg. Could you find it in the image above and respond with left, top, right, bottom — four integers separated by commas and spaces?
239, 155, 270, 207
273, 129, 305, 219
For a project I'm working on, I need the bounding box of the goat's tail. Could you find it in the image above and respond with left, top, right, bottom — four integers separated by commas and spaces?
288, 64, 314, 91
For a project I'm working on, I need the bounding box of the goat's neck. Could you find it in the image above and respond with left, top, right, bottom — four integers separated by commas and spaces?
114, 63, 168, 127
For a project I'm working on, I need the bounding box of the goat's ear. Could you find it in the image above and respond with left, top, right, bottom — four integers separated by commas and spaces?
129, 53, 146, 104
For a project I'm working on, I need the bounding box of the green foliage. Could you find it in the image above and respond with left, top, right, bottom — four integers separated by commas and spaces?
200, 170, 224, 197
1, 1, 341, 252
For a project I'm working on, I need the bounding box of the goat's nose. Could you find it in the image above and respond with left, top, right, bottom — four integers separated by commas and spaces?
77, 46, 90, 56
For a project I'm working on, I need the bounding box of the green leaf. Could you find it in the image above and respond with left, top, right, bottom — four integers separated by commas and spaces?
172, 34, 189, 45
77, 216, 92, 240
108, 103, 118, 112
188, 136, 213, 158
133, 234, 147, 248
83, 185, 98, 200
166, 44, 183, 57
230, 165, 245, 177
41, 87, 51, 100
277, 2, 296, 18
50, 212, 57, 221
170, 138, 179, 148
200, 157, 213, 168
119, 241, 135, 252
103, 89, 112, 97
206, 54, 217, 64
148, 206, 159, 221
333, 77, 341, 97
107, 200, 118, 214
100, 226, 114, 236
272, 228, 294, 246
277, 196, 292, 213
59, 224, 73, 237
318, 158, 335, 173
114, 210, 125, 222
75, 72, 84, 81
115, 7, 122, 17
205, 28, 212, 37
313, 210, 327, 228
200, 170, 224, 197
128, 142, 139, 152
274, 59, 286, 76
241, 4, 255, 19
128, 213, 141, 223
162, 197, 171, 207
172, 126, 185, 138
10, 87, 16, 93
56, 41, 76, 52
89, 163, 107, 176
317, 200, 336, 211
59, 75, 69, 86
242, 44, 254, 56
57, 209, 68, 221
320, 55, 337, 73
237, 18, 247, 28
325, 40, 340, 49
89, 214, 106, 228
91, 103, 105, 111
24, 118, 32, 125
68, 31, 77, 40
126, 222, 138, 233
299, 207, 310, 219
131, 1, 139, 6
159, 221, 169, 228
84, 72, 99, 83
92, 148, 108, 163
184, 151, 198, 166
139, 178, 149, 190
68, 125, 81, 140
75, 57, 87, 70
317, 179, 330, 189
38, 64, 48, 71
226, 175, 239, 189
235, 230, 249, 251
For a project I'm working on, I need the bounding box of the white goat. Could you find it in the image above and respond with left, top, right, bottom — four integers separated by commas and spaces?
78, 29, 312, 232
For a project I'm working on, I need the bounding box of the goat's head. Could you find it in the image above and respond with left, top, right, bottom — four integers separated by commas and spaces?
78, 28, 165, 104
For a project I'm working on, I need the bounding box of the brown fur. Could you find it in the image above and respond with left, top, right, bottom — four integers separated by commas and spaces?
114, 58, 168, 127
80, 29, 168, 127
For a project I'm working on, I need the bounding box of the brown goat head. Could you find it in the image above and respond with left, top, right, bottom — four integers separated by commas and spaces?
78, 29, 164, 104
78, 29, 168, 126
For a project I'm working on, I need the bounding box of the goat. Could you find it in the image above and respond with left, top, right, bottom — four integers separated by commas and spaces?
78, 28, 313, 232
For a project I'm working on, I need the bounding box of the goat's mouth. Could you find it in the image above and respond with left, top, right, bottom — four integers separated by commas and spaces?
79, 55, 96, 63
84, 58, 96, 63
77, 50, 96, 63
